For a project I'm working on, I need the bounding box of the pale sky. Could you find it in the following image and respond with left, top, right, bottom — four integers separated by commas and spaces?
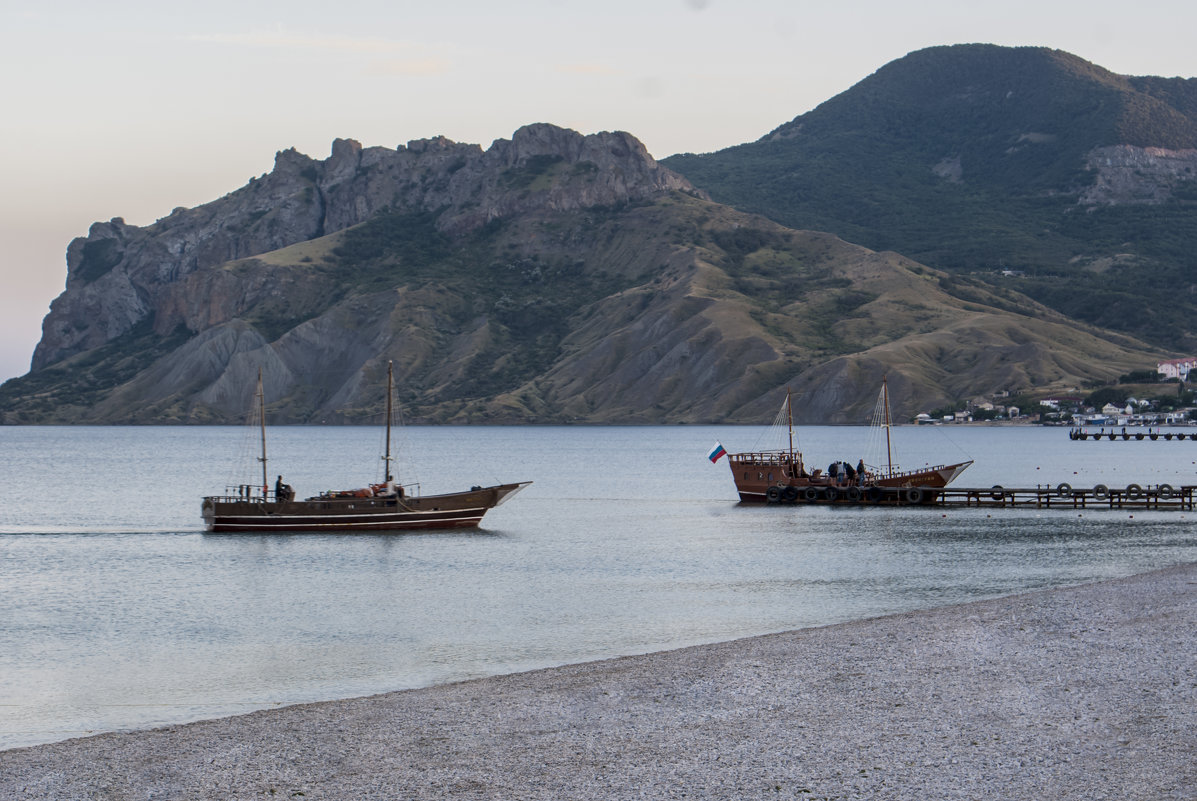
2, 0, 1194, 384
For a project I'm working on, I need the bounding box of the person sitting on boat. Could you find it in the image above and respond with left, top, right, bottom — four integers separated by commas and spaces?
274, 476, 295, 502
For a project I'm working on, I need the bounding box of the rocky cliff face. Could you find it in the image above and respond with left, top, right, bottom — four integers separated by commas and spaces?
1081, 145, 1197, 205
5, 121, 1165, 426
33, 124, 692, 371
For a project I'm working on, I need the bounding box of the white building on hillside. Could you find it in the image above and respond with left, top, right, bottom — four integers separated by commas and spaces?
1158, 358, 1197, 381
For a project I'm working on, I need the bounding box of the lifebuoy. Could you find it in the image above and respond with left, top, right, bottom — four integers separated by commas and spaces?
846, 486, 862, 502
1158, 483, 1174, 500
804, 487, 821, 502
766, 486, 782, 503
1056, 482, 1072, 497
1126, 483, 1142, 500
1093, 484, 1109, 500
904, 487, 923, 504
782, 486, 799, 503
866, 486, 883, 503
990, 485, 1004, 501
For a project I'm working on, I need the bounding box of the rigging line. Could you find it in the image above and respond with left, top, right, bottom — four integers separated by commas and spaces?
926, 423, 974, 461
749, 393, 798, 453
863, 383, 896, 474
227, 381, 267, 490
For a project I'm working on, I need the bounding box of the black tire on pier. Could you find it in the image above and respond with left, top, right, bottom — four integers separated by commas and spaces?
782, 486, 799, 503
846, 486, 862, 502
1093, 484, 1109, 500
1126, 483, 1143, 500
766, 486, 782, 503
904, 487, 924, 504
804, 487, 821, 502
1056, 482, 1072, 497
866, 486, 884, 503
990, 485, 1004, 501
1158, 483, 1174, 500
824, 487, 839, 502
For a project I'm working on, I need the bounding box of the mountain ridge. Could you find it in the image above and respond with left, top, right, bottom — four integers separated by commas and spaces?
4, 45, 1186, 425
663, 44, 1197, 354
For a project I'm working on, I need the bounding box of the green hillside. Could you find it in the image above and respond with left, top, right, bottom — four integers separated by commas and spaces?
663, 44, 1197, 353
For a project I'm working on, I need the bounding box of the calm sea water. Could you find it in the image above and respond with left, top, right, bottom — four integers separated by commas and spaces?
2, 423, 1196, 750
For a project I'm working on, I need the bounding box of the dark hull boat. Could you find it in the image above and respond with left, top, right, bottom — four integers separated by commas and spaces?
202, 363, 530, 533
721, 380, 971, 505
201, 483, 530, 533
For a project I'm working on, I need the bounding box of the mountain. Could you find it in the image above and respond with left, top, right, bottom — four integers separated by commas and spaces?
0, 122, 1165, 425
663, 44, 1197, 354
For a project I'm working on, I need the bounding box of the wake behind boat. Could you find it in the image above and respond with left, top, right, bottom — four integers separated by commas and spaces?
720, 379, 971, 505
201, 363, 530, 532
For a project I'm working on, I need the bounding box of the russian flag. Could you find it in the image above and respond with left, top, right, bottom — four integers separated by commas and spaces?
707, 441, 728, 463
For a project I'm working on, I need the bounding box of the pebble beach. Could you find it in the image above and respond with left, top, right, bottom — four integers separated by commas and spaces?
2, 562, 1193, 800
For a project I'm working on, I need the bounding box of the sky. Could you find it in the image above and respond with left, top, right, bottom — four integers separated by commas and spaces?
2, 0, 1195, 384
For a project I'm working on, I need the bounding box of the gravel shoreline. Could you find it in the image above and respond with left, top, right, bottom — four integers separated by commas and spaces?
3, 563, 1194, 800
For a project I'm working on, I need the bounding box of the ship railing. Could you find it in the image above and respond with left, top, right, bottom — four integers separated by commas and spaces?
864, 463, 962, 480
205, 481, 423, 504
729, 450, 798, 465
203, 485, 272, 503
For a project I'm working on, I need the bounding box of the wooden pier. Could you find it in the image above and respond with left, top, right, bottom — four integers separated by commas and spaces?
931, 483, 1195, 511
760, 482, 1196, 510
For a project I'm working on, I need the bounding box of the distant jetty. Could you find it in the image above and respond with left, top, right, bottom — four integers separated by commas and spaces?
1070, 427, 1197, 441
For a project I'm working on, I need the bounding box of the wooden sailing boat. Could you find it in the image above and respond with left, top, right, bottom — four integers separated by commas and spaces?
725, 378, 972, 504
201, 363, 531, 532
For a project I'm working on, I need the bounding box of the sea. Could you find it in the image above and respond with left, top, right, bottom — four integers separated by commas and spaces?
2, 423, 1196, 751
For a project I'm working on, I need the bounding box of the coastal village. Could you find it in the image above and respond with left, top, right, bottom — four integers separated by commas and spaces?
916, 357, 1197, 426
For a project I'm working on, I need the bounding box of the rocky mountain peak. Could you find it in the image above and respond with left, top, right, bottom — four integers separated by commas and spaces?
31, 125, 696, 371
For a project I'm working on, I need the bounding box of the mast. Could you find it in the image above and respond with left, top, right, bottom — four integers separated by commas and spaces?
383, 361, 394, 483
257, 368, 268, 497
882, 375, 893, 478
786, 387, 795, 463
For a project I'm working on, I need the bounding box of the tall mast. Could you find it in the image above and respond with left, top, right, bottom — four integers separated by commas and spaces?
787, 387, 794, 463
257, 368, 268, 496
383, 361, 394, 483
882, 375, 893, 478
